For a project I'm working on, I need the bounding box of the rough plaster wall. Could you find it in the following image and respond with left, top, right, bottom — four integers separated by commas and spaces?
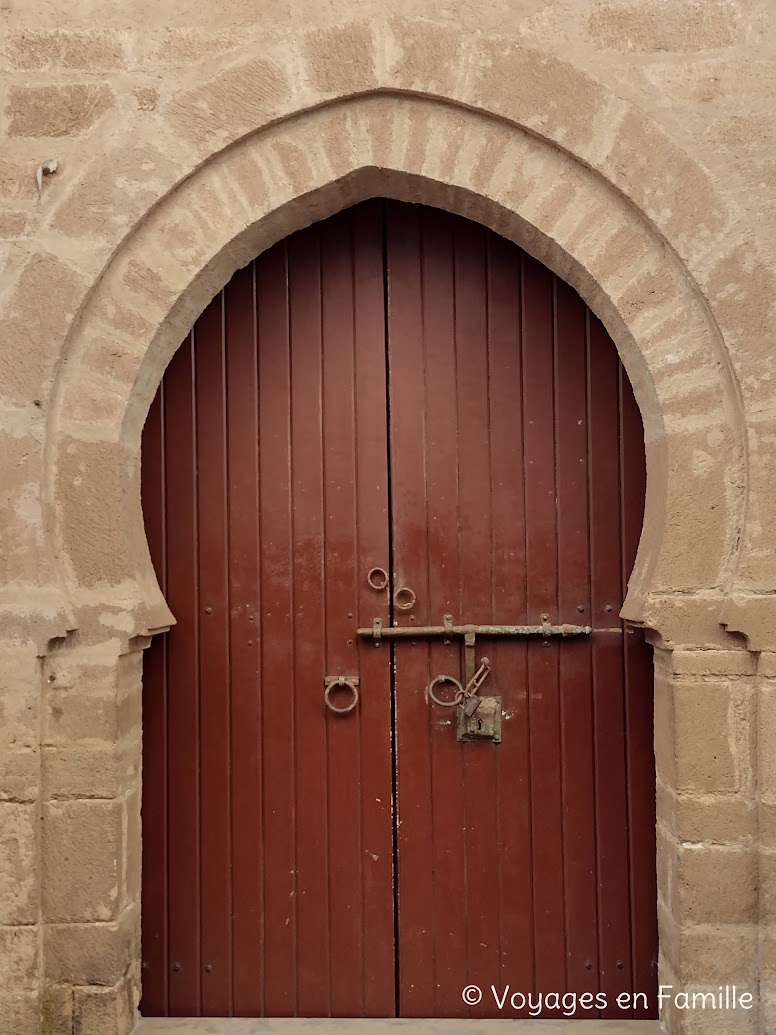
0, 2, 775, 1034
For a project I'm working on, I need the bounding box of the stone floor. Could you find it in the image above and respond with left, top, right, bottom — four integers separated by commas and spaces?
135, 1020, 662, 1034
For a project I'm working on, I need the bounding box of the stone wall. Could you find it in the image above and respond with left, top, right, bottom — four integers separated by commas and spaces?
1, 1, 776, 1032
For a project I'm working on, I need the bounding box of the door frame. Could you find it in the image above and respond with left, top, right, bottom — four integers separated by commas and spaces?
39, 94, 763, 1035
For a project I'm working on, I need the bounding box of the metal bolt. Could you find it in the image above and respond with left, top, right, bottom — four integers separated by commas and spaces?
577, 605, 585, 613
205, 606, 212, 615
584, 960, 592, 971
204, 963, 213, 973
347, 639, 353, 646
347, 612, 353, 619
172, 962, 182, 972
605, 604, 613, 613
616, 960, 624, 970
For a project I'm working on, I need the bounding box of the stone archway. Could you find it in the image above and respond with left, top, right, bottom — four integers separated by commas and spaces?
26, 84, 766, 1035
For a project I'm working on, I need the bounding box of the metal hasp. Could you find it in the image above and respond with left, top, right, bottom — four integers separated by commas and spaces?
357, 613, 592, 686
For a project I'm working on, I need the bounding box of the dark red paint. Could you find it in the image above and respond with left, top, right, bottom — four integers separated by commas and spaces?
140, 200, 657, 1019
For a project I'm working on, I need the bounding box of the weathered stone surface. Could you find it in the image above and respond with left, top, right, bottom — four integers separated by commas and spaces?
42, 800, 123, 922
0, 926, 38, 992
6, 84, 114, 137
0, 804, 38, 925
4, 30, 126, 69
43, 907, 137, 985
677, 844, 758, 924
72, 977, 134, 1035
587, 1, 741, 51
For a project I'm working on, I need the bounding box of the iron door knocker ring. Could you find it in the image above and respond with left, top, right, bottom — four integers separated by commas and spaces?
324, 676, 360, 714
394, 586, 417, 611
427, 674, 465, 708
367, 567, 389, 591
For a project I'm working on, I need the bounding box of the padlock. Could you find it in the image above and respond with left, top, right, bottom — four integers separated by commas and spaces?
461, 694, 482, 717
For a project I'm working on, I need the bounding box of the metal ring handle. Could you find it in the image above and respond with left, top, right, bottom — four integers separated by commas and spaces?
394, 586, 417, 611
324, 678, 360, 715
367, 567, 389, 591
427, 674, 464, 708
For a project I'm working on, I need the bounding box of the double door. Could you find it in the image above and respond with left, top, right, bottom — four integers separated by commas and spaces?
140, 199, 657, 1019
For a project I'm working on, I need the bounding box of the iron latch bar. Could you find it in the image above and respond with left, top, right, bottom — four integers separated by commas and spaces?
357, 618, 592, 642
357, 613, 592, 687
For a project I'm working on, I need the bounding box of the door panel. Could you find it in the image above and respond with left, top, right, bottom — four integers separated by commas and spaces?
141, 199, 657, 1021
141, 203, 395, 1018
384, 203, 657, 1018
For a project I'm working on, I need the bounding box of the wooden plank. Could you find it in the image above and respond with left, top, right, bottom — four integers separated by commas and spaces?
620, 366, 658, 1017
418, 206, 467, 1018
224, 262, 264, 1016
386, 202, 436, 1017
521, 253, 565, 1004
140, 386, 169, 1016
195, 291, 232, 1015
351, 200, 396, 1018
163, 331, 201, 1015
256, 242, 297, 1016
485, 231, 534, 1003
588, 312, 633, 1016
286, 224, 331, 1017
452, 215, 501, 1016
554, 277, 600, 1010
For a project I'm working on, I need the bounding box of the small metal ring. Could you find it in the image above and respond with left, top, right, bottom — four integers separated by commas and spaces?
394, 586, 417, 611
427, 674, 464, 708
324, 678, 359, 715
367, 567, 389, 591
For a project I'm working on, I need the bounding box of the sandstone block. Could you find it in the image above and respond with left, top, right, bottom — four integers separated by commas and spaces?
44, 906, 137, 986
72, 977, 134, 1035
677, 845, 758, 924
42, 739, 139, 800
672, 681, 741, 792
7, 84, 114, 137
0, 992, 39, 1035
0, 750, 38, 803
5, 29, 125, 68
672, 650, 757, 676
673, 793, 757, 844
587, 0, 740, 52
40, 984, 74, 1035
42, 800, 122, 922
677, 923, 758, 984
0, 925, 38, 992
0, 803, 37, 924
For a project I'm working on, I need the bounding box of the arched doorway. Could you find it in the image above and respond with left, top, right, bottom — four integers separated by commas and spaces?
139, 199, 657, 1019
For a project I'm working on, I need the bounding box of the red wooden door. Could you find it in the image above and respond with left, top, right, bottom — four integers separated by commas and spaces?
141, 200, 657, 1020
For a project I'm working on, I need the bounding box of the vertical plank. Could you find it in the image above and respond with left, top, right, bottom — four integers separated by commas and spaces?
452, 216, 501, 1014
224, 262, 264, 1016
163, 332, 201, 1015
588, 312, 633, 1015
620, 368, 658, 1017
351, 200, 396, 1018
320, 209, 366, 1016
386, 202, 437, 1017
521, 253, 565, 1002
287, 226, 331, 1018
195, 292, 233, 1015
140, 387, 169, 1016
485, 232, 534, 1003
418, 206, 468, 1018
256, 243, 297, 1017
554, 278, 600, 1009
